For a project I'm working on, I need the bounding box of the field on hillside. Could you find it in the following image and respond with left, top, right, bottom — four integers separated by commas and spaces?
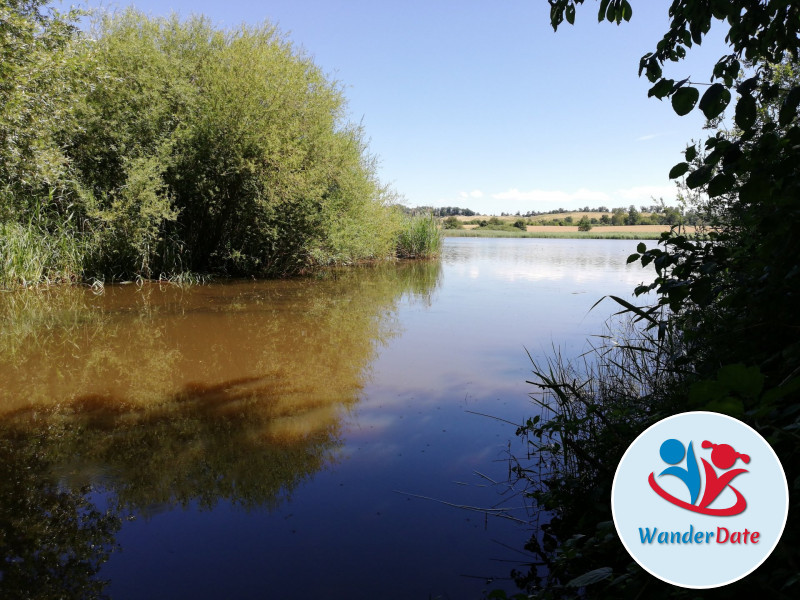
460, 224, 695, 234
454, 212, 616, 222
526, 224, 693, 233
443, 228, 690, 240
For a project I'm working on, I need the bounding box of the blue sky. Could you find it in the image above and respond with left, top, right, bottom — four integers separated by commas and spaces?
79, 1, 731, 214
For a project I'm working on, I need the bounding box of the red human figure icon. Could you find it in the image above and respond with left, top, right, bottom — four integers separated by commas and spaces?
698, 440, 750, 511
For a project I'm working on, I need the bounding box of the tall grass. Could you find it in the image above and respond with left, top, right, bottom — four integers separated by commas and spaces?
508, 316, 683, 595
0, 221, 89, 288
395, 213, 442, 258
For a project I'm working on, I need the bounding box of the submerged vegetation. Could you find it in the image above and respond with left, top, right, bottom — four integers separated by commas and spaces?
0, 2, 440, 288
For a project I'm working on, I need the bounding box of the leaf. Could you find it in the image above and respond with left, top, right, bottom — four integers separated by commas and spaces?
698, 83, 731, 119
640, 54, 661, 82
707, 173, 735, 197
607, 295, 658, 325
626, 253, 640, 264
779, 85, 800, 127
762, 376, 800, 404
669, 162, 690, 179
567, 567, 613, 587
621, 1, 632, 22
704, 396, 745, 417
735, 94, 757, 131
598, 0, 611, 23
565, 4, 576, 25
648, 78, 674, 99
736, 76, 759, 96
685, 145, 697, 161
716, 363, 764, 398
636, 242, 646, 253
690, 380, 725, 404
671, 86, 699, 116
685, 164, 714, 189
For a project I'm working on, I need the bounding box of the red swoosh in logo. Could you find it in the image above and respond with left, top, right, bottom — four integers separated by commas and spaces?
648, 472, 747, 516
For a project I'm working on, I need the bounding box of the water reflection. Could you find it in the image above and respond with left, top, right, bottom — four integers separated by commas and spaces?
0, 430, 120, 600
446, 237, 647, 285
0, 239, 649, 598
0, 261, 441, 597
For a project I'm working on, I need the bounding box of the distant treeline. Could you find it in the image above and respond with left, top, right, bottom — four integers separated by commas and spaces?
0, 3, 438, 287
423, 203, 705, 225
442, 205, 703, 228
398, 205, 476, 217
527, 205, 701, 226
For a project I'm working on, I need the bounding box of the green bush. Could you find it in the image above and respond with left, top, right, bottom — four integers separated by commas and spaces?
0, 7, 405, 285
441, 216, 463, 229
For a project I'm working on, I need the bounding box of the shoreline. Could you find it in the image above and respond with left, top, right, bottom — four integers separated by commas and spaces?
443, 229, 668, 240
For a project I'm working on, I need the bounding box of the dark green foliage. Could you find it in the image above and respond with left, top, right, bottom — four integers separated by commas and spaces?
475, 216, 529, 233
429, 206, 475, 217
624, 205, 640, 225
577, 215, 592, 231
507, 2, 800, 598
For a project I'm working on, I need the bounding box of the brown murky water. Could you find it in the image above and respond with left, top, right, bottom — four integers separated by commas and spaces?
0, 238, 648, 599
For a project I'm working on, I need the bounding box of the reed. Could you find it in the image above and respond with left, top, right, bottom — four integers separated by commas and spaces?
0, 221, 89, 288
395, 213, 442, 258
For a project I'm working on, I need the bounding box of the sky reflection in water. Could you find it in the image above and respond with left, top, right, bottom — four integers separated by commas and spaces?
0, 238, 650, 599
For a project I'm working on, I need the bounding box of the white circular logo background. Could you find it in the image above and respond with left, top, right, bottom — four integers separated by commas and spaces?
611, 411, 788, 588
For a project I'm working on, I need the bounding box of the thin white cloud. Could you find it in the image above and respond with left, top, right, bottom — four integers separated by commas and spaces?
636, 133, 660, 142
439, 184, 680, 215
616, 185, 676, 203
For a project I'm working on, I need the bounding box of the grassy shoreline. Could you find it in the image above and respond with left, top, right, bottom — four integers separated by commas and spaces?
443, 228, 666, 240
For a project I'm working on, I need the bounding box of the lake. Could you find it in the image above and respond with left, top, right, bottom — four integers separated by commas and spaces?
0, 237, 651, 599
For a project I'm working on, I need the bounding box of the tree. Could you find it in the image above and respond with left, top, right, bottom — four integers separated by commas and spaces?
660, 205, 682, 226
577, 215, 592, 231
441, 215, 462, 229
511, 2, 800, 597
625, 204, 640, 225
548, 0, 800, 421
0, 0, 86, 217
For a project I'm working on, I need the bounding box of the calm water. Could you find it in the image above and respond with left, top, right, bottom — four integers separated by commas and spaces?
0, 238, 650, 599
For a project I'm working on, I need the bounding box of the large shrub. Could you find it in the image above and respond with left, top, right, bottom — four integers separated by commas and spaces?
75, 11, 399, 277
1, 7, 402, 284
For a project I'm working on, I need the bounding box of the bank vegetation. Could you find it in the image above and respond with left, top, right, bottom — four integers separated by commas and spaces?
496, 1, 800, 599
0, 2, 439, 288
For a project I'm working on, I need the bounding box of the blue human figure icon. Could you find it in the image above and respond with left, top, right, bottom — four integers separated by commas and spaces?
658, 439, 701, 505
